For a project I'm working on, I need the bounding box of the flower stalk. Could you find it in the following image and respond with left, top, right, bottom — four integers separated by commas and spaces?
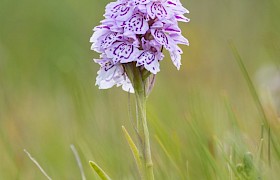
124, 63, 154, 180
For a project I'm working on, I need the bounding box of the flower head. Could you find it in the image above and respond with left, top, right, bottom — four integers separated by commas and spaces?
90, 0, 190, 93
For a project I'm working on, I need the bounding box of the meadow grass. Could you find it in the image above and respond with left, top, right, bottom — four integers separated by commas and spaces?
0, 0, 280, 179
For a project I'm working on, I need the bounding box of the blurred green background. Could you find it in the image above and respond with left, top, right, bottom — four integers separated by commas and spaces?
0, 0, 280, 179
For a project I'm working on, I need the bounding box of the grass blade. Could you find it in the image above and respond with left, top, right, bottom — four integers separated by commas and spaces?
89, 161, 111, 180
70, 144, 86, 180
24, 149, 52, 180
229, 41, 280, 160
229, 41, 268, 127
154, 135, 183, 178
121, 126, 143, 177
215, 139, 244, 179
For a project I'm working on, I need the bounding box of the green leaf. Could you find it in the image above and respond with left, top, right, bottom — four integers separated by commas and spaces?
89, 161, 112, 180
121, 126, 143, 176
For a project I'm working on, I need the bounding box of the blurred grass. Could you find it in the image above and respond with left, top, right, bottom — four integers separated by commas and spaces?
0, 0, 280, 179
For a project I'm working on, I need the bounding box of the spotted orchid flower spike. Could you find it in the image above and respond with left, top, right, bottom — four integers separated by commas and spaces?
90, 0, 190, 93
90, 1, 190, 179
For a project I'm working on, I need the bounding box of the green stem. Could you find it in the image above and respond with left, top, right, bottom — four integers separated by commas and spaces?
135, 90, 154, 180
124, 63, 154, 180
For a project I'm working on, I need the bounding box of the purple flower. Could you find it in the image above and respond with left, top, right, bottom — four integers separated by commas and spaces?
95, 57, 134, 93
90, 0, 190, 92
106, 41, 141, 64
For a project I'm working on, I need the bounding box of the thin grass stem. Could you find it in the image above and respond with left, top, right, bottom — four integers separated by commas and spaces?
23, 149, 52, 180
70, 144, 86, 180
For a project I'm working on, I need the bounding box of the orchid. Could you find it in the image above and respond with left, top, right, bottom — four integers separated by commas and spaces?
90, 1, 189, 179
90, 0, 190, 92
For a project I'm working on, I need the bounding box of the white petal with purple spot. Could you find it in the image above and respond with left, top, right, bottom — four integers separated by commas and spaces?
147, 2, 171, 20
137, 51, 161, 74
123, 12, 149, 35
105, 42, 140, 64
100, 32, 122, 49
151, 29, 176, 51
169, 33, 189, 45
96, 61, 122, 89
169, 46, 183, 70
105, 2, 134, 21
175, 14, 190, 22
133, 0, 150, 5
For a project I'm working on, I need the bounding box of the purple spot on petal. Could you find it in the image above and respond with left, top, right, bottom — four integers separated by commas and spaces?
138, 51, 156, 64
165, 28, 181, 33
152, 30, 172, 50
167, 1, 176, 5
124, 13, 148, 34
112, 42, 135, 62
104, 62, 114, 71
149, 2, 168, 19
